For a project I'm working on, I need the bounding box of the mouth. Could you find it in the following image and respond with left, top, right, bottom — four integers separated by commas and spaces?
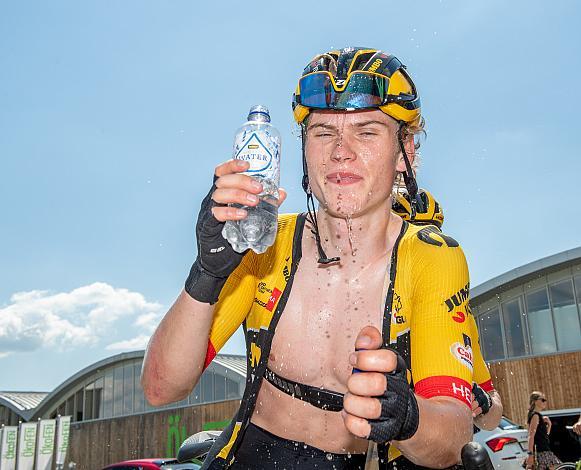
325, 172, 363, 185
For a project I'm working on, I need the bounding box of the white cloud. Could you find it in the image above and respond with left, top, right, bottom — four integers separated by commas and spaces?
106, 334, 151, 351
0, 282, 163, 357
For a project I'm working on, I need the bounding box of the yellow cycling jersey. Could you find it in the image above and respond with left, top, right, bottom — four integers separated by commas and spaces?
200, 213, 493, 469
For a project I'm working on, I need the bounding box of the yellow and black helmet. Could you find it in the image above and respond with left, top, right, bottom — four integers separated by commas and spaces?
292, 47, 421, 127
393, 189, 444, 229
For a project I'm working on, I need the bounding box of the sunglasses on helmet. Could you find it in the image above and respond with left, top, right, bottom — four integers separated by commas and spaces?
295, 70, 417, 110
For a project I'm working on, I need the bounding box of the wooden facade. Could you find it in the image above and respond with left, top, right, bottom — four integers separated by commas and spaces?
488, 351, 581, 426
66, 399, 240, 469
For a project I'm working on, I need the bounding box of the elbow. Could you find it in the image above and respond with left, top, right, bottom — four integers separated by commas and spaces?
141, 366, 198, 407
142, 377, 190, 407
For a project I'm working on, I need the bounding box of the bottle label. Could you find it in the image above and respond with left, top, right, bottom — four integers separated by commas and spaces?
234, 130, 280, 179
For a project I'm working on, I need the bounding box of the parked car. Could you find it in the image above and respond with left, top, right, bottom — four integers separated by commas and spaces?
102, 458, 201, 469
473, 416, 528, 469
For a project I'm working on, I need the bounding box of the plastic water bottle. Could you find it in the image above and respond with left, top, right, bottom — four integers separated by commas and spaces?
222, 105, 281, 254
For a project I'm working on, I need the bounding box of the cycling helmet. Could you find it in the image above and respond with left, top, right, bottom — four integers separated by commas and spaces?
393, 189, 444, 229
292, 47, 421, 127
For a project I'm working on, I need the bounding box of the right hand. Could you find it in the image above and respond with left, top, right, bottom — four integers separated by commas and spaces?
185, 159, 286, 304
573, 420, 581, 435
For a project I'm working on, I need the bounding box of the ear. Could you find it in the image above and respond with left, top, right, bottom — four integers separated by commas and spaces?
395, 134, 416, 173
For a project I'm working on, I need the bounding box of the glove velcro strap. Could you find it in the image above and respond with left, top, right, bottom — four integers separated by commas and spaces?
184, 261, 228, 305
368, 353, 419, 443
398, 392, 419, 440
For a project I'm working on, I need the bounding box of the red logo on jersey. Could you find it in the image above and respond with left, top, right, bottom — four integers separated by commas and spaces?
452, 311, 466, 323
265, 288, 282, 312
451, 342, 473, 370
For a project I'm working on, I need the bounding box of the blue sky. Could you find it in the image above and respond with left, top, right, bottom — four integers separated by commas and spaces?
1, 0, 579, 391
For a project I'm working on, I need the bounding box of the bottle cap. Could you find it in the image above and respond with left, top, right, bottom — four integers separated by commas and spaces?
248, 105, 271, 122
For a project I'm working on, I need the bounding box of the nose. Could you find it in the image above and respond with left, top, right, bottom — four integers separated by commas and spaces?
330, 134, 357, 162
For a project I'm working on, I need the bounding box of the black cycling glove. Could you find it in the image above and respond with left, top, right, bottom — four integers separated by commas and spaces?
368, 351, 419, 443
472, 383, 492, 415
184, 180, 246, 304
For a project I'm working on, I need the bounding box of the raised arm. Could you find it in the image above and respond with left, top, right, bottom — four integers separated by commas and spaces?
141, 159, 276, 405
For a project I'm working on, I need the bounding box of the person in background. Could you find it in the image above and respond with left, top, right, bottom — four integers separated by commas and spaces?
392, 189, 503, 431
573, 415, 581, 435
526, 391, 561, 470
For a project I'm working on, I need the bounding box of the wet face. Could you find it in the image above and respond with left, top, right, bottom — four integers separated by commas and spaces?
304, 109, 407, 218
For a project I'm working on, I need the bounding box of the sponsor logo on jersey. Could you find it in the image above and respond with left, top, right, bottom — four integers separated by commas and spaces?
253, 286, 282, 312
257, 282, 272, 294
444, 282, 470, 312
392, 292, 406, 324
282, 256, 291, 282
416, 226, 459, 248
265, 288, 282, 312
452, 311, 466, 323
451, 334, 473, 371
451, 381, 473, 404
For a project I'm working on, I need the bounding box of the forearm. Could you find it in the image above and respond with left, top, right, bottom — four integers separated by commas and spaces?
141, 289, 215, 405
473, 390, 503, 431
393, 396, 472, 468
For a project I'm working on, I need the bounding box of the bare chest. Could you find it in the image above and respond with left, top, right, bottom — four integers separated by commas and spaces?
268, 255, 389, 390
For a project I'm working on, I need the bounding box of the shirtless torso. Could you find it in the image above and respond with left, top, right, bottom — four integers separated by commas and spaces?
252, 216, 403, 454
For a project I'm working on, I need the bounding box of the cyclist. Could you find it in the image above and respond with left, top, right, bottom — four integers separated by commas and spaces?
143, 47, 489, 469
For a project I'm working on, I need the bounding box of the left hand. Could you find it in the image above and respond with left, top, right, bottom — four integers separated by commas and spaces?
471, 383, 492, 418
543, 416, 551, 426
342, 326, 419, 443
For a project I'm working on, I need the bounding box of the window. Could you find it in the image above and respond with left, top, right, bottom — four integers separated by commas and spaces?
65, 395, 74, 416
501, 298, 528, 357
94, 377, 103, 419
526, 288, 557, 354
549, 280, 581, 351
113, 367, 124, 416
226, 378, 241, 399
215, 373, 226, 401
575, 275, 581, 305
133, 363, 145, 413
123, 364, 134, 415
189, 384, 201, 405
103, 371, 113, 418
75, 389, 84, 422
478, 308, 505, 361
201, 372, 214, 403
85, 382, 95, 420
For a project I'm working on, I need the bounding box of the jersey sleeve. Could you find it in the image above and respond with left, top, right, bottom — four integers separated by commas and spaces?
468, 312, 494, 392
203, 252, 257, 369
408, 229, 475, 407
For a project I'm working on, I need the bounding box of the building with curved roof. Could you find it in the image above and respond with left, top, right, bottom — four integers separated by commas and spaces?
470, 246, 581, 425
0, 352, 246, 426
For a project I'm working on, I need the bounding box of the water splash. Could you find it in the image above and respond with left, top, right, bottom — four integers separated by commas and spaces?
346, 215, 357, 256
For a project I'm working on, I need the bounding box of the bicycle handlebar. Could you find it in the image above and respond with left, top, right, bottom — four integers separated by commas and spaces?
461, 442, 494, 470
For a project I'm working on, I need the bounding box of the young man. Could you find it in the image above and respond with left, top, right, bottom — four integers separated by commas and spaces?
142, 48, 489, 469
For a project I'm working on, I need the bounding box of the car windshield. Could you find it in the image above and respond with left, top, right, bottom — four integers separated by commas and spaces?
499, 417, 524, 430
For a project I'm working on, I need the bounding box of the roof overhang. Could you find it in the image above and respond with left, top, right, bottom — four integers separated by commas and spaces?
472, 246, 581, 305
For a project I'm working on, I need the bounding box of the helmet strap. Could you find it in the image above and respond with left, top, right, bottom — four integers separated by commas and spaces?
301, 125, 341, 265
397, 125, 422, 218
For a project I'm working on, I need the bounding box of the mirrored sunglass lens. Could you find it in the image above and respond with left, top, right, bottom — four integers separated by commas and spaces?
335, 74, 386, 108
299, 74, 335, 107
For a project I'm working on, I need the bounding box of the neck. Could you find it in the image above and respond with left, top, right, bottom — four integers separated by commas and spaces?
309, 199, 403, 265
